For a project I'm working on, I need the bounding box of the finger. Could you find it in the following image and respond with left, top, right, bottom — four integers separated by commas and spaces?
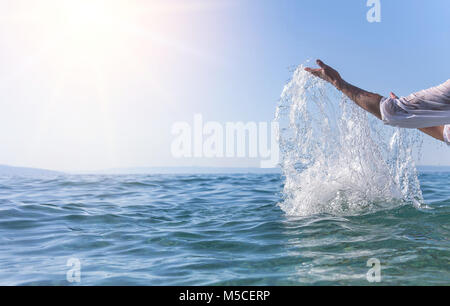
316, 59, 327, 69
304, 68, 321, 77
305, 68, 321, 72
304, 67, 319, 72
390, 92, 399, 99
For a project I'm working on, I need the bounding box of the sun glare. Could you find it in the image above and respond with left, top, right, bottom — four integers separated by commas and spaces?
47, 0, 134, 59
0, 0, 227, 170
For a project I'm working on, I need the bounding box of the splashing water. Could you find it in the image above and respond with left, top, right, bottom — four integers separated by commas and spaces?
275, 65, 424, 216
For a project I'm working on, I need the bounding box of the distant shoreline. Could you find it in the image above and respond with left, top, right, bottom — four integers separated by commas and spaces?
416, 165, 450, 173
2, 164, 450, 177
73, 167, 283, 175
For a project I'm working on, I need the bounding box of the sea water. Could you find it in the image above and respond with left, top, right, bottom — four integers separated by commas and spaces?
0, 172, 449, 285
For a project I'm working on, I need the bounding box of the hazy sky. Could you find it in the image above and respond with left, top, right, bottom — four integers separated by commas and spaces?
0, 0, 449, 171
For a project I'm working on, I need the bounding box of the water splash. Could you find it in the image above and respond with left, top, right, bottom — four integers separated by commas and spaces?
275, 64, 423, 216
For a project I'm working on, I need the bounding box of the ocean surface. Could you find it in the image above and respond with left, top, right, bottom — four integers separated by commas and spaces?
0, 171, 449, 286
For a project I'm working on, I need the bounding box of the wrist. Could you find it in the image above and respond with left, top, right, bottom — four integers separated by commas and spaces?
335, 79, 347, 91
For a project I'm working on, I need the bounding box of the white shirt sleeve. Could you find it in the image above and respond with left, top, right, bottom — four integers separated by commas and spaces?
380, 79, 450, 129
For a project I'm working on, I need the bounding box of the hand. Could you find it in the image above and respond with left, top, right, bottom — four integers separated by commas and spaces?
305, 59, 345, 90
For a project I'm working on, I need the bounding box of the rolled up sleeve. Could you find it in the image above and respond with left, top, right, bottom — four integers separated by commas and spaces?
379, 97, 410, 128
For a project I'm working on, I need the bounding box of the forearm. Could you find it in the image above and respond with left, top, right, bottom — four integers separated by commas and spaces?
340, 81, 445, 142
338, 80, 383, 120
419, 126, 445, 142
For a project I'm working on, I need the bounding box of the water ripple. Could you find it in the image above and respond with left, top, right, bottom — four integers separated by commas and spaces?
0, 173, 448, 285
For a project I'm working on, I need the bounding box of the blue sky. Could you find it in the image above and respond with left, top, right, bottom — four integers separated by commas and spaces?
0, 0, 448, 171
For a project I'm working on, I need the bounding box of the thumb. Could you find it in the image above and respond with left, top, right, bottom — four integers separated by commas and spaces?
316, 59, 327, 69
390, 92, 399, 99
